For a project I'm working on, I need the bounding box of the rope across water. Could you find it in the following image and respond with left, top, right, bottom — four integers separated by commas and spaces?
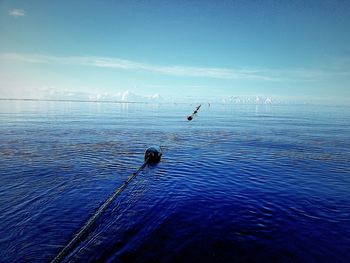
51, 146, 162, 263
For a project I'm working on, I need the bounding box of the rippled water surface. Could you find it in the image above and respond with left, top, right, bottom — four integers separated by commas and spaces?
0, 101, 349, 263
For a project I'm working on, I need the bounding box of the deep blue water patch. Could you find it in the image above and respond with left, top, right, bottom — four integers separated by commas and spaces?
0, 101, 349, 263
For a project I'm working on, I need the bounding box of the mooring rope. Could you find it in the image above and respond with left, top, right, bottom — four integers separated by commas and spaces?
51, 158, 149, 263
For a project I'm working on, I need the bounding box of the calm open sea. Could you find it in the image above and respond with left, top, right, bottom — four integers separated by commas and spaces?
0, 101, 349, 263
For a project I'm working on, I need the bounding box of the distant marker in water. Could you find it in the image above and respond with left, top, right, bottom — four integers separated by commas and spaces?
187, 104, 201, 121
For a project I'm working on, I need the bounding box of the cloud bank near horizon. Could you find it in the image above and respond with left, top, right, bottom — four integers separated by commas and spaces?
0, 87, 278, 105
8, 9, 26, 18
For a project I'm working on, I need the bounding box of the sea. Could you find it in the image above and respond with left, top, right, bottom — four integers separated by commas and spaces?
0, 100, 349, 263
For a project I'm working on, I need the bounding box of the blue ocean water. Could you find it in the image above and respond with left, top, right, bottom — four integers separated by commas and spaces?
0, 101, 349, 263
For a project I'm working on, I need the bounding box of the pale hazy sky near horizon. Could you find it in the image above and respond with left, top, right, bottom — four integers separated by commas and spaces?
1, 0, 350, 104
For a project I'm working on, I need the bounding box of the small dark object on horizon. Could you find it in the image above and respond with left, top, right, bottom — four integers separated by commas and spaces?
144, 146, 162, 163
187, 116, 193, 121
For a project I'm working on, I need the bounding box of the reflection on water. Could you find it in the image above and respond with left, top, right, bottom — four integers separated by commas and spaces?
0, 101, 350, 263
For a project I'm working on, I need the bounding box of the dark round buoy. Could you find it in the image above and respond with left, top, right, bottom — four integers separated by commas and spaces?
144, 146, 162, 163
187, 116, 193, 121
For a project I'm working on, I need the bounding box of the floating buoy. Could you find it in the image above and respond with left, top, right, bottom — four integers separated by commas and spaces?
187, 104, 201, 121
144, 146, 162, 163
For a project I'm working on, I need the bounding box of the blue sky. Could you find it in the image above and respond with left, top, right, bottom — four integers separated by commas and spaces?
0, 0, 350, 104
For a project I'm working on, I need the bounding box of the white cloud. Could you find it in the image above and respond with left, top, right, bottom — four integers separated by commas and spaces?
8, 9, 26, 18
1, 53, 349, 82
0, 53, 275, 81
36, 87, 164, 103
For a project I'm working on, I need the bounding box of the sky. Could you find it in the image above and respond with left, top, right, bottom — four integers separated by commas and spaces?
0, 0, 350, 104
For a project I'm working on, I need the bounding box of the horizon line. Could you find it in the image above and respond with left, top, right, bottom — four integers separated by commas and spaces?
2, 98, 348, 107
